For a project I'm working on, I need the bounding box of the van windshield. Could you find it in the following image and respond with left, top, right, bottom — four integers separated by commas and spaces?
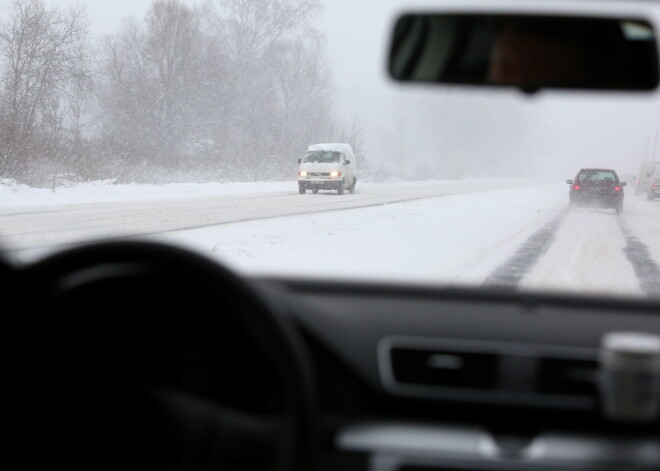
303, 151, 341, 163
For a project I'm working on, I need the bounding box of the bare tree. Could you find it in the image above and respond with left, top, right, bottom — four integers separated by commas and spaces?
96, 0, 208, 179
0, 0, 89, 183
200, 0, 338, 181
208, 0, 320, 63
0, 0, 347, 184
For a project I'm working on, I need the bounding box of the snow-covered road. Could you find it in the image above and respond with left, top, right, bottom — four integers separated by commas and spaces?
2, 179, 659, 298
0, 180, 523, 254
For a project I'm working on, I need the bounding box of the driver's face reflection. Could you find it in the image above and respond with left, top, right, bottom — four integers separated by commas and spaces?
488, 27, 590, 86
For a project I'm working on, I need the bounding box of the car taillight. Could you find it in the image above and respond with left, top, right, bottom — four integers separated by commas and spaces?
614, 186, 621, 191
573, 185, 580, 190
653, 183, 658, 188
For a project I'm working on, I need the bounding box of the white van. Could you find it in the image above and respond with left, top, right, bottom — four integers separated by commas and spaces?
297, 143, 357, 194
637, 161, 660, 195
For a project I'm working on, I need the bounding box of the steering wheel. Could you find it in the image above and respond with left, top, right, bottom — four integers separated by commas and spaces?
17, 240, 317, 471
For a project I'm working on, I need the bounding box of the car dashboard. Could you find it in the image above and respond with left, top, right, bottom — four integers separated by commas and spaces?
5, 242, 659, 471
256, 278, 660, 471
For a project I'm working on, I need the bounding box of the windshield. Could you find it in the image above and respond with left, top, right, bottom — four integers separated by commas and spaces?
1, 0, 660, 300
303, 151, 341, 164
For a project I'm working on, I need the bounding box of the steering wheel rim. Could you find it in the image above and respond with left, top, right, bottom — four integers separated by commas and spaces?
20, 240, 318, 471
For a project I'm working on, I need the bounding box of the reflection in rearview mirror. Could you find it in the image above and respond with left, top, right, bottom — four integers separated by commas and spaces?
389, 13, 659, 91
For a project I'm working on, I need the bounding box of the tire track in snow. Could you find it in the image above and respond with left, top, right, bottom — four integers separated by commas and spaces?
484, 215, 564, 288
619, 221, 660, 296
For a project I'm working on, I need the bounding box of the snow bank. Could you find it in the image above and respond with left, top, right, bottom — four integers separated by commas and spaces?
0, 180, 295, 207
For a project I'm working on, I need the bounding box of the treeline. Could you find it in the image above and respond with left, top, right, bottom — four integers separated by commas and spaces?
0, 0, 359, 186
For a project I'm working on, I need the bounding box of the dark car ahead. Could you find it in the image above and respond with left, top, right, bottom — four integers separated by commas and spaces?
567, 168, 626, 214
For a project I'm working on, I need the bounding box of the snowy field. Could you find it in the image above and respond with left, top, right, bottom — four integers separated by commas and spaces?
2, 179, 659, 298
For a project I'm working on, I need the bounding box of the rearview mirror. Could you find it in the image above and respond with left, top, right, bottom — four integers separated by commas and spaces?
297, 158, 302, 164
389, 13, 659, 92
621, 182, 627, 186
567, 179, 573, 185
344, 160, 351, 165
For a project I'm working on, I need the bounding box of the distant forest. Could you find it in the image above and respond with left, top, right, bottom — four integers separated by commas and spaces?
0, 0, 363, 186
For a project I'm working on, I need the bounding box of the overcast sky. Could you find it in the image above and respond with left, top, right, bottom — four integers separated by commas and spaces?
1, 0, 659, 178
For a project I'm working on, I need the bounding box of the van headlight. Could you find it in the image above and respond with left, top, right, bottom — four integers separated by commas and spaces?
330, 170, 341, 177
298, 171, 308, 177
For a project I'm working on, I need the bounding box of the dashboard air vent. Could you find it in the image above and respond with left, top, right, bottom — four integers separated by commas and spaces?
390, 347, 499, 390
536, 356, 599, 398
380, 337, 601, 409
